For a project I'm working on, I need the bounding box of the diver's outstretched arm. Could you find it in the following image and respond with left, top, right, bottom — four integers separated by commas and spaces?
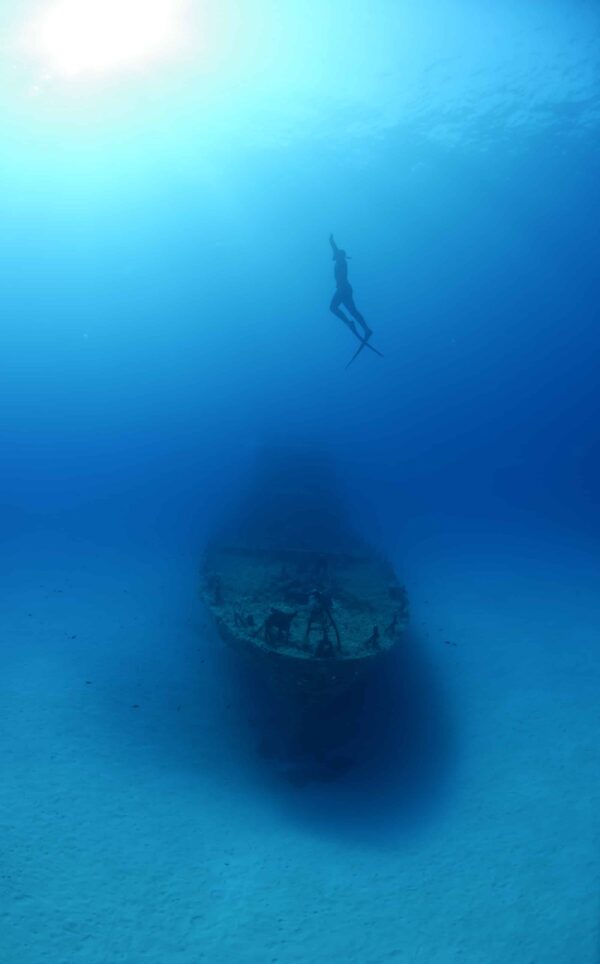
329, 233, 339, 256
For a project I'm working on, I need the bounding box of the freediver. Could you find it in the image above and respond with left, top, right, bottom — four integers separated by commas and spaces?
329, 234, 372, 342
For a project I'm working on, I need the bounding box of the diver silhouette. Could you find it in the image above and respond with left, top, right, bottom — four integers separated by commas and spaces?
329, 234, 372, 340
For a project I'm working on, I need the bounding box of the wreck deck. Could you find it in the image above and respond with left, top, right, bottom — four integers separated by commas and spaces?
201, 546, 408, 663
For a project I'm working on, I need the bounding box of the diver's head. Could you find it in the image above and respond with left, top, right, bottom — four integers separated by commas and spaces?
333, 248, 347, 261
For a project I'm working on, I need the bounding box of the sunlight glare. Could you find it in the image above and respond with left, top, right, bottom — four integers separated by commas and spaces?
25, 0, 189, 76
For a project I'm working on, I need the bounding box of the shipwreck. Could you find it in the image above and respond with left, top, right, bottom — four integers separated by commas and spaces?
200, 445, 408, 704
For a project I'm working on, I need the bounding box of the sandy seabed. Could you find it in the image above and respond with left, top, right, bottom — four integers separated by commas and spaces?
1, 526, 598, 964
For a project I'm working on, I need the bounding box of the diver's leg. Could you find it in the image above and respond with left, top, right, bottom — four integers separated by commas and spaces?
343, 294, 372, 338
330, 292, 358, 334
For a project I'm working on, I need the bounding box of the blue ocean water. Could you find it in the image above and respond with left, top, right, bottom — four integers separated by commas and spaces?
1, 2, 599, 961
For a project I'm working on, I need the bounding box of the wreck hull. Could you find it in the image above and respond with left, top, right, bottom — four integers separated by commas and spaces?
214, 613, 385, 703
